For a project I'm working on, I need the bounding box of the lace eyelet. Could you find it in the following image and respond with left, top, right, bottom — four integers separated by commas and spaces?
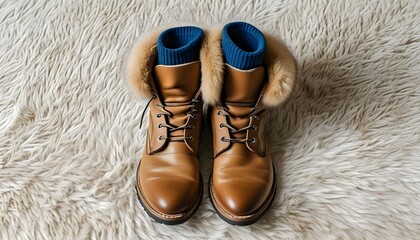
253, 115, 259, 120
250, 138, 256, 143
220, 136, 226, 142
217, 111, 221, 115
188, 136, 193, 141
252, 125, 257, 130
219, 123, 223, 128
158, 135, 163, 140
192, 114, 198, 119
157, 114, 161, 118
158, 124, 163, 128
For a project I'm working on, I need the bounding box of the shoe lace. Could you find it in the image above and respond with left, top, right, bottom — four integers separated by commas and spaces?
139, 94, 200, 142
217, 106, 259, 143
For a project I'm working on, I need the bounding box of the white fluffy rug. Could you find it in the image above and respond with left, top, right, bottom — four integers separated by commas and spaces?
1, 0, 420, 239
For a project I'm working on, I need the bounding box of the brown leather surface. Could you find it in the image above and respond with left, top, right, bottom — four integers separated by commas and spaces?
137, 61, 202, 217
154, 62, 200, 103
223, 64, 265, 103
139, 142, 200, 214
211, 64, 274, 218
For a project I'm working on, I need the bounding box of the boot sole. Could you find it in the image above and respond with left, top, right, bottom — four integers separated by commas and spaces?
135, 159, 203, 225
209, 169, 276, 226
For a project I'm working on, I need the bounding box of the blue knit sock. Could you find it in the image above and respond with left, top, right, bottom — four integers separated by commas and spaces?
157, 26, 203, 65
222, 22, 266, 70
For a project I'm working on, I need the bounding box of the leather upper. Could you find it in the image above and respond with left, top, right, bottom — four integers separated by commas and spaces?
211, 64, 274, 216
138, 61, 202, 215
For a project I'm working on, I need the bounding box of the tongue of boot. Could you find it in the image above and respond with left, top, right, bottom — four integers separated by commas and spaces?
153, 61, 201, 140
222, 64, 265, 139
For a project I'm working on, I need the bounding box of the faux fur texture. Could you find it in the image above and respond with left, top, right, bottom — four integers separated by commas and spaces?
126, 26, 161, 99
126, 24, 201, 99
1, 0, 420, 239
127, 24, 296, 107
200, 27, 296, 107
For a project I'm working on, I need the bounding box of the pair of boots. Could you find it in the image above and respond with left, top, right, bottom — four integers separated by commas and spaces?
126, 22, 296, 225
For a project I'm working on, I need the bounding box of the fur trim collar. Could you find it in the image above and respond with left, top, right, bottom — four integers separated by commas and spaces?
126, 24, 207, 100
126, 25, 296, 107
125, 26, 163, 99
201, 27, 296, 107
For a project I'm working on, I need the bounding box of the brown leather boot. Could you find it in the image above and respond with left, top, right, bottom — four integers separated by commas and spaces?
210, 65, 274, 226
136, 61, 203, 225
126, 30, 203, 224
201, 29, 296, 225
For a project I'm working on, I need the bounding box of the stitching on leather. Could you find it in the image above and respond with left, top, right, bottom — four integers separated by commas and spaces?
209, 177, 275, 220
136, 159, 202, 220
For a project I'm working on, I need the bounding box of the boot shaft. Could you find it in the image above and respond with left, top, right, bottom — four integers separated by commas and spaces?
153, 61, 201, 103
222, 64, 265, 104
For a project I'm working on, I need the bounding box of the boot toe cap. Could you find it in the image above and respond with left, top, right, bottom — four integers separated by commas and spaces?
151, 181, 197, 214
212, 181, 270, 216
138, 154, 201, 215
212, 162, 274, 217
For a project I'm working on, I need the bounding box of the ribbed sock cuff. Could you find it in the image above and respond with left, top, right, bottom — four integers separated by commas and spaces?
222, 22, 266, 70
157, 26, 203, 65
